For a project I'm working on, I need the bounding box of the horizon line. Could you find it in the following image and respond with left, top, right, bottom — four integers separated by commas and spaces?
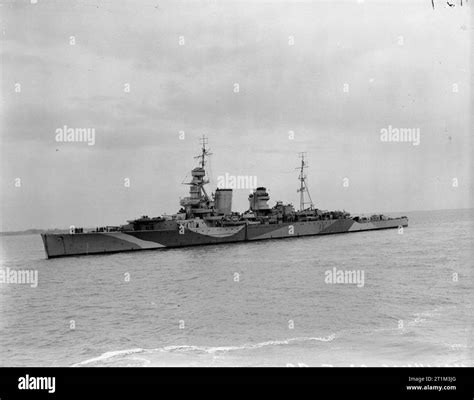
1, 206, 472, 234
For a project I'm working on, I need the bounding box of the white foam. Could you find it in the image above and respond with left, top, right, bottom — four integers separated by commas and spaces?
72, 335, 336, 366
163, 335, 336, 354
72, 348, 145, 367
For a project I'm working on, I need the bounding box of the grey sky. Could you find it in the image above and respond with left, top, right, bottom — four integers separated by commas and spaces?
0, 0, 472, 231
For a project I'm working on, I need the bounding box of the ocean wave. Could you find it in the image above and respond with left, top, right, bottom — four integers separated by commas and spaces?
72, 334, 336, 366
162, 335, 336, 354
72, 348, 145, 367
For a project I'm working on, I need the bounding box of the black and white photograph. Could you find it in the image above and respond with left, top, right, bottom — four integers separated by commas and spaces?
0, 0, 472, 395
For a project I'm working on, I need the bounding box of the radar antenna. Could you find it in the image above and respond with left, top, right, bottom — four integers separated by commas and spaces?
194, 135, 212, 168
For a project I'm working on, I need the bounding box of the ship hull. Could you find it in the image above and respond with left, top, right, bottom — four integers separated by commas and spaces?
41, 218, 408, 258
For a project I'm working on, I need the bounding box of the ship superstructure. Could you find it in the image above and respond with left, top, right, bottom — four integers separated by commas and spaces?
41, 137, 408, 258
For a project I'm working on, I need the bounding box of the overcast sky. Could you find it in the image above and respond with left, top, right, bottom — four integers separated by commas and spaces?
0, 0, 472, 231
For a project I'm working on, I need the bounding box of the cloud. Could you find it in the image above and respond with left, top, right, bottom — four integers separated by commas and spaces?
0, 0, 471, 230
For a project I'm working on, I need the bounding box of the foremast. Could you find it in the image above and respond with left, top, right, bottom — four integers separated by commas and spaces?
180, 136, 214, 217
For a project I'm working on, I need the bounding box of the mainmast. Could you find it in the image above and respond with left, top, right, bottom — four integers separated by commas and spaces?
296, 152, 314, 211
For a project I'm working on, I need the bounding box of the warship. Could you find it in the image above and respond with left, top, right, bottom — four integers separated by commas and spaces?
41, 137, 408, 258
